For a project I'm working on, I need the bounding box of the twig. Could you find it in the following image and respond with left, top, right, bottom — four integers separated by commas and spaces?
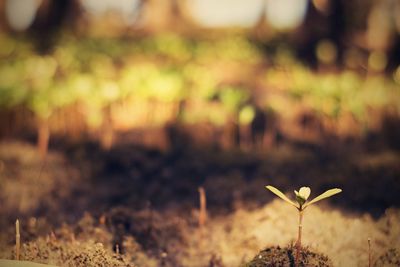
15, 219, 20, 260
198, 186, 207, 228
368, 238, 371, 267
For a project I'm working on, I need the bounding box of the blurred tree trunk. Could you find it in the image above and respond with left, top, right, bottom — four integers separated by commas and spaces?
141, 0, 185, 32
0, 0, 7, 31
141, 0, 171, 31
27, 0, 82, 156
252, 0, 270, 40
294, 0, 346, 67
30, 0, 82, 53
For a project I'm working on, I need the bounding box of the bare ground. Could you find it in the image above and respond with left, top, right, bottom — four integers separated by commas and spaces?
0, 138, 399, 266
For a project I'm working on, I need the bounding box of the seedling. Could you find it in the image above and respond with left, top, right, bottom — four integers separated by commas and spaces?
265, 185, 342, 266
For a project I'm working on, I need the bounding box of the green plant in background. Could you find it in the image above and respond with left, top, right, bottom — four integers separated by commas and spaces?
1, 32, 400, 152
265, 185, 342, 266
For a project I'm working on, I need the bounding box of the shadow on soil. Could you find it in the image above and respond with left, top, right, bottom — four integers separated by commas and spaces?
54, 130, 400, 221
1, 125, 400, 266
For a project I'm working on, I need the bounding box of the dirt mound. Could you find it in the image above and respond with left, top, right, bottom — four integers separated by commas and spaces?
245, 246, 332, 267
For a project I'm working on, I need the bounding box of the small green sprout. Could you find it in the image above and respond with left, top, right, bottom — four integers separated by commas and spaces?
265, 185, 342, 265
294, 187, 310, 207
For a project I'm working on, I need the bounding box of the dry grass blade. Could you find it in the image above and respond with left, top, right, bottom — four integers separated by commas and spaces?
0, 260, 59, 267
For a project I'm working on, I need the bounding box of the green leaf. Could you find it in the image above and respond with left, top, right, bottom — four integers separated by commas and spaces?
239, 105, 255, 125
265, 185, 298, 208
303, 188, 342, 209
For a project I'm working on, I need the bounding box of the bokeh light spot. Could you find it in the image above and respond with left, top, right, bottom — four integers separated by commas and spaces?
5, 0, 40, 31
393, 66, 400, 84
368, 51, 387, 72
187, 0, 264, 28
265, 0, 308, 30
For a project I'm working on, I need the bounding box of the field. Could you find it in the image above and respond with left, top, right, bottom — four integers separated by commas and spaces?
1, 33, 400, 266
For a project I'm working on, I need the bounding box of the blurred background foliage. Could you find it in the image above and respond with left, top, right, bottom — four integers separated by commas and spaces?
0, 0, 399, 152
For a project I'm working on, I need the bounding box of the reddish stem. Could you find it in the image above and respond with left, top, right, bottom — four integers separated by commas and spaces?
295, 210, 303, 266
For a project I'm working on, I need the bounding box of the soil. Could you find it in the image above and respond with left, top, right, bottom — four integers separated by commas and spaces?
244, 246, 332, 267
0, 135, 400, 266
374, 248, 400, 267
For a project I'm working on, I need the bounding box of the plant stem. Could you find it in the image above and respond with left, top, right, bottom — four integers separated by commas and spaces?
295, 210, 303, 266
15, 219, 20, 260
